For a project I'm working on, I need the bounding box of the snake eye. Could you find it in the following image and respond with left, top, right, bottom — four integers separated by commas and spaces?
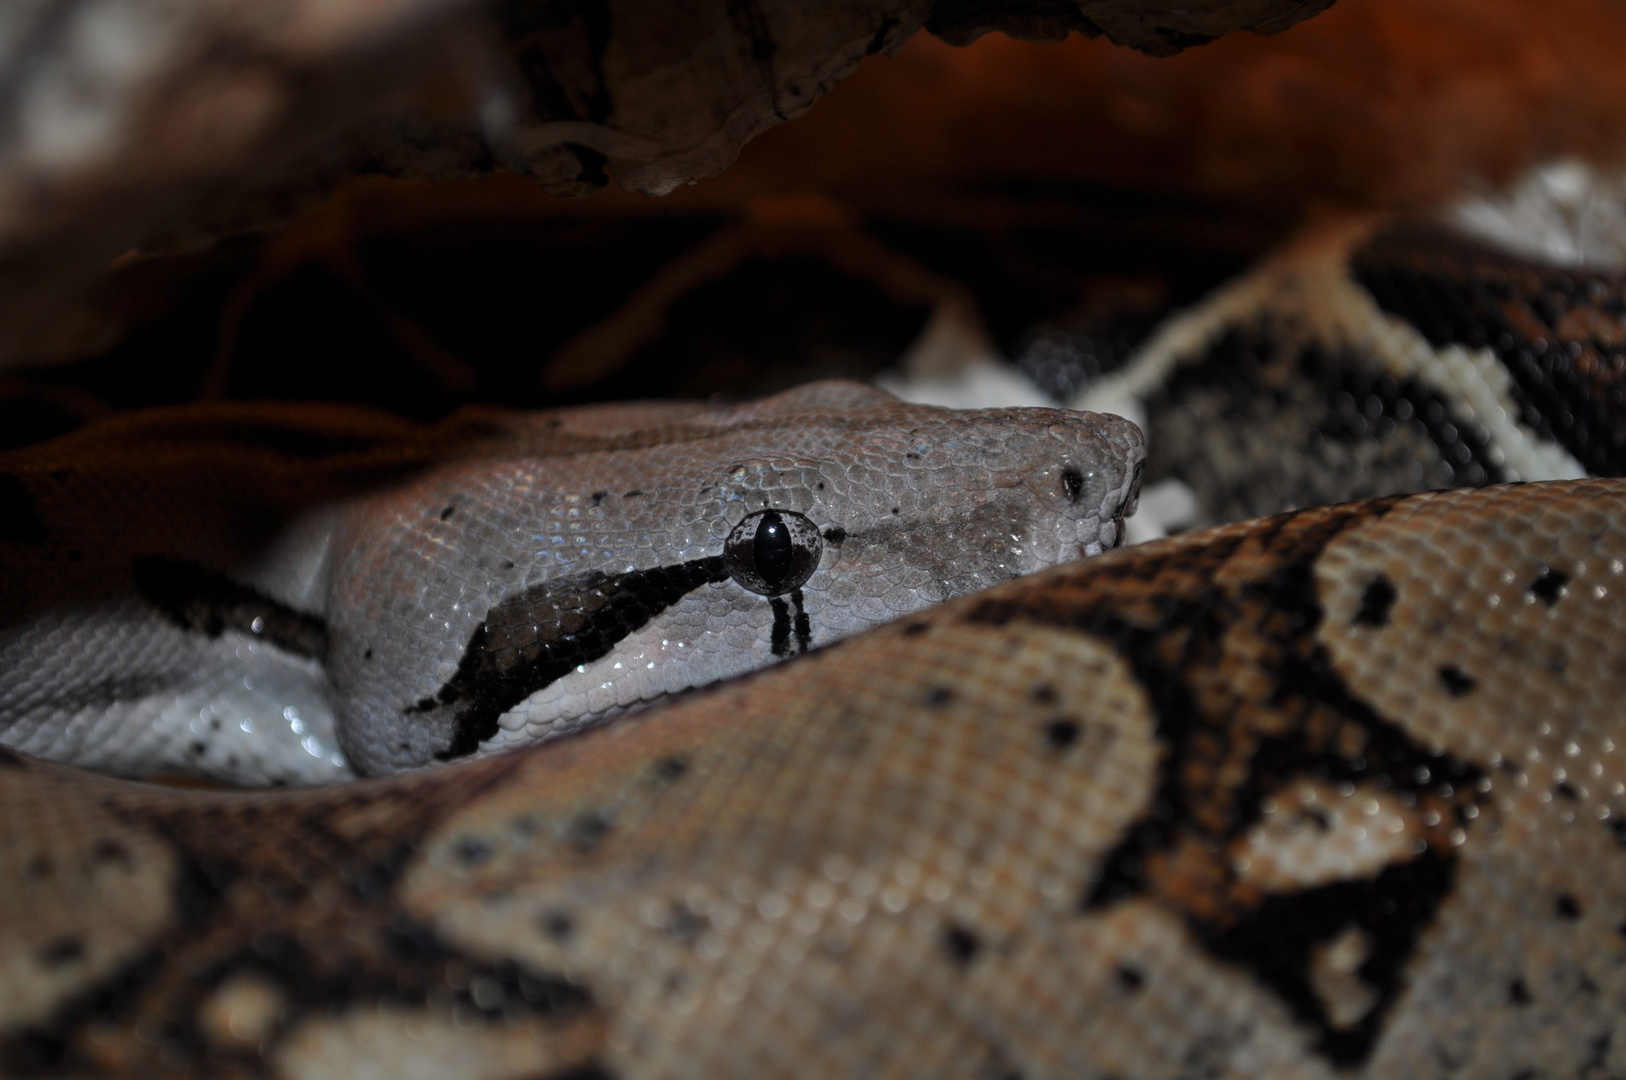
724, 509, 823, 596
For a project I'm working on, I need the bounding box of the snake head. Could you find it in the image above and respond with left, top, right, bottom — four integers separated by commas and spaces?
328, 381, 1147, 774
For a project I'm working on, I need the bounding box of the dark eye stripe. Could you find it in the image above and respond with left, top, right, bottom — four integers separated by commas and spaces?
411, 557, 729, 761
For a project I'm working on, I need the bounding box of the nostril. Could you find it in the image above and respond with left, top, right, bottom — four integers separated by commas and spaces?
1061, 468, 1084, 503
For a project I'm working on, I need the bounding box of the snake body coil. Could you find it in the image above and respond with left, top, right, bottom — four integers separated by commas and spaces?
3, 219, 1626, 1078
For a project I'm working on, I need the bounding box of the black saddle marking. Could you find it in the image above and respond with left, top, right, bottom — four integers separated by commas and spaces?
131, 556, 328, 660
968, 499, 1489, 1069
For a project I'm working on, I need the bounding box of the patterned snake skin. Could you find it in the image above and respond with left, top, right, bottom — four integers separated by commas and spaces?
0, 383, 1142, 785
4, 221, 1626, 1078
4, 478, 1625, 1078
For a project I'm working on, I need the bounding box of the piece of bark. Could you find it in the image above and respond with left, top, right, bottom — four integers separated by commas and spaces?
0, 0, 1331, 365
926, 0, 1334, 54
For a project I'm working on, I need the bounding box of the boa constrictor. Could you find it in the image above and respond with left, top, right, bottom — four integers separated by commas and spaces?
4, 222, 1626, 1079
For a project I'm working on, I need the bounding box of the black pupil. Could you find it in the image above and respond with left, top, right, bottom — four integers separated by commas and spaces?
753, 511, 794, 590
